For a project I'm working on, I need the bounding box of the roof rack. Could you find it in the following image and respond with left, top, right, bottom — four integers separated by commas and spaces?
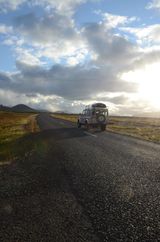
92, 103, 106, 108
85, 103, 107, 109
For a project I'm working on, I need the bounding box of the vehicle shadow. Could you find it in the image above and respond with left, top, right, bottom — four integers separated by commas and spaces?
0, 127, 87, 168
0, 128, 86, 200
0, 128, 94, 241
27, 127, 88, 142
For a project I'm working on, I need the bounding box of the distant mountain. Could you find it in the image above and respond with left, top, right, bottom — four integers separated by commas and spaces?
0, 104, 37, 113
0, 105, 11, 111
11, 104, 35, 112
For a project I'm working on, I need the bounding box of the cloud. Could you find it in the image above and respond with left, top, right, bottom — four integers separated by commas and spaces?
0, 72, 11, 89
0, 11, 141, 112
0, 60, 137, 102
14, 12, 77, 44
0, 0, 98, 14
9, 7, 140, 69
0, 89, 28, 106
83, 22, 139, 70
0, 10, 154, 114
0, 24, 12, 34
146, 0, 160, 11
0, 2, 160, 114
0, 87, 85, 112
97, 94, 130, 105
132, 48, 160, 69
15, 47, 44, 66
121, 24, 160, 44
34, 0, 88, 15
13, 11, 87, 64
0, 87, 154, 115
102, 12, 137, 29
0, 0, 25, 11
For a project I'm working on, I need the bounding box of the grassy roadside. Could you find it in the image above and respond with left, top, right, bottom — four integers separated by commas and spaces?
52, 114, 78, 123
52, 113, 160, 143
0, 111, 39, 165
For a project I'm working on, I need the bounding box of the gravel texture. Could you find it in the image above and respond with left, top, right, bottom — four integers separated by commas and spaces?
0, 115, 99, 242
1, 113, 160, 241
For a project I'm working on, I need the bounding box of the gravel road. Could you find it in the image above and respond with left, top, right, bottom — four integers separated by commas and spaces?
1, 113, 160, 241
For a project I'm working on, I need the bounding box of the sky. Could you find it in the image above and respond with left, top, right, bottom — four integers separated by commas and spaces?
0, 0, 160, 115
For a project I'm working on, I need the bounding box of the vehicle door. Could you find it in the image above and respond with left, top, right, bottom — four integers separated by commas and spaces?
80, 110, 85, 124
85, 109, 91, 123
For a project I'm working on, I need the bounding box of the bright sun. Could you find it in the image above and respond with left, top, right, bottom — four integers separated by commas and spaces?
122, 62, 160, 110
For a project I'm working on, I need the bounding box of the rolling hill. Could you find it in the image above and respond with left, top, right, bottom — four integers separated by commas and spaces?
0, 104, 36, 112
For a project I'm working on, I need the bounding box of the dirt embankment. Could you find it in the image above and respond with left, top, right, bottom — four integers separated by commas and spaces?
0, 112, 39, 165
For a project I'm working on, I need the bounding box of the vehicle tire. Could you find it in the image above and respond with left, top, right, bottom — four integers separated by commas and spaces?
77, 121, 81, 128
97, 115, 106, 123
101, 124, 106, 131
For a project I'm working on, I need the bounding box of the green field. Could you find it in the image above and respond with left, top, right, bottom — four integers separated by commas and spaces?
52, 113, 160, 143
0, 111, 39, 164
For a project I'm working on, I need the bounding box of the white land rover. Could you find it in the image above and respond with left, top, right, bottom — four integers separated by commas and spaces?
77, 103, 109, 131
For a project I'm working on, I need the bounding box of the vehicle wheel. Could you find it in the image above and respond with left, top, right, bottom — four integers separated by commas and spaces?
97, 115, 106, 123
101, 124, 106, 131
77, 121, 81, 128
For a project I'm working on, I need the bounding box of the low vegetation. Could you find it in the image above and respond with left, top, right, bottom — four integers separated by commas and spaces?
0, 111, 39, 164
52, 113, 78, 123
108, 116, 160, 143
52, 113, 160, 143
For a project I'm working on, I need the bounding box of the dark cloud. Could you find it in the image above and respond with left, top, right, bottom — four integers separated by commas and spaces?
132, 49, 160, 69
14, 12, 78, 44
25, 93, 38, 98
0, 61, 138, 101
0, 72, 11, 82
83, 22, 139, 70
0, 73, 11, 89
95, 95, 129, 104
